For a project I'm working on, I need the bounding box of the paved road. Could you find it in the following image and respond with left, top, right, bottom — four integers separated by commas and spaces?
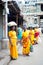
8, 36, 43, 65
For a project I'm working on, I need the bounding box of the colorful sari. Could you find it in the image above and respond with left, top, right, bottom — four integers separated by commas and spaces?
22, 30, 30, 55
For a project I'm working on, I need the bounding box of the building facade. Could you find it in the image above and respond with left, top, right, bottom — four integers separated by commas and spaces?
18, 0, 43, 27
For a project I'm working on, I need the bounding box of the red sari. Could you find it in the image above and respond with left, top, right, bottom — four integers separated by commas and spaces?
34, 28, 40, 42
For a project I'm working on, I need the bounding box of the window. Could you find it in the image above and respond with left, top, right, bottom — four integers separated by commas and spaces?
40, 15, 43, 19
41, 4, 43, 11
25, 1, 29, 4
34, 19, 37, 24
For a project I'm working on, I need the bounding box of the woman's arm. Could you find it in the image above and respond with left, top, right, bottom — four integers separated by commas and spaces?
8, 34, 13, 46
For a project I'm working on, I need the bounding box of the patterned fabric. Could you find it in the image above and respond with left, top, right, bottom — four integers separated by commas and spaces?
22, 30, 30, 55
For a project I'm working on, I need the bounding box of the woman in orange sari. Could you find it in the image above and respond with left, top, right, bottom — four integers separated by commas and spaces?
8, 26, 18, 60
22, 26, 30, 56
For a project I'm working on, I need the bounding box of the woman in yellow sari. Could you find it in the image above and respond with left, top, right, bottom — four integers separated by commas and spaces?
29, 27, 35, 45
8, 26, 18, 60
22, 26, 30, 56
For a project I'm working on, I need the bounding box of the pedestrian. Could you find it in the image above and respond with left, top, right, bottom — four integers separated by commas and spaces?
17, 25, 23, 44
29, 27, 35, 45
34, 27, 40, 44
17, 25, 23, 51
8, 25, 18, 60
22, 25, 30, 56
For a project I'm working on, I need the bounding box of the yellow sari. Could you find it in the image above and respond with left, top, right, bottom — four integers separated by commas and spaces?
22, 30, 30, 55
8, 31, 18, 59
29, 30, 35, 45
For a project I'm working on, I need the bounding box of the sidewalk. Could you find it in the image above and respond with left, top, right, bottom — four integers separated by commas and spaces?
0, 49, 10, 65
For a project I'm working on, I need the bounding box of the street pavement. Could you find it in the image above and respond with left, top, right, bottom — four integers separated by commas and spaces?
0, 35, 43, 65
0, 49, 10, 65
8, 36, 43, 65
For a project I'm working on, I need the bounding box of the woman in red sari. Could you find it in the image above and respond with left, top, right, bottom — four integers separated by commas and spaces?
34, 27, 40, 44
